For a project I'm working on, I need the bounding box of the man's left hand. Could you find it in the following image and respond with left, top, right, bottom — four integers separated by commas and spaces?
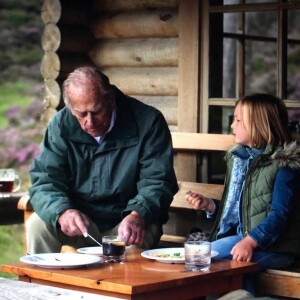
118, 211, 145, 246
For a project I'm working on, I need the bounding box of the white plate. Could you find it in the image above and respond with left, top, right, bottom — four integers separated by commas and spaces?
20, 253, 101, 269
77, 246, 103, 256
141, 248, 219, 264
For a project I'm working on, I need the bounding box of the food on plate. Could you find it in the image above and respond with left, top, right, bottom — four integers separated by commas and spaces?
149, 252, 184, 259
60, 245, 77, 253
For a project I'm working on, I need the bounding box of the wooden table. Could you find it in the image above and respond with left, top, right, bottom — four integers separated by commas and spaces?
1, 249, 258, 300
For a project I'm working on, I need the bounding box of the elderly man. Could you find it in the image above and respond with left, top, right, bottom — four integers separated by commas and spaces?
27, 66, 178, 253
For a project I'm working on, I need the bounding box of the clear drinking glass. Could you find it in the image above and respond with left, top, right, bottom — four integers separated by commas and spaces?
184, 240, 211, 272
0, 169, 21, 193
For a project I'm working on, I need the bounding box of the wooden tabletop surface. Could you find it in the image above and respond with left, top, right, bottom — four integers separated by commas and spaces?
1, 249, 259, 300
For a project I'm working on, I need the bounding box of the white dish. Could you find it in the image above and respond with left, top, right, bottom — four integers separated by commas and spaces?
20, 253, 101, 269
77, 246, 103, 256
141, 248, 219, 264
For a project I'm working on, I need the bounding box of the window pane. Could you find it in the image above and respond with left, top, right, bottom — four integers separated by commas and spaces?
224, 12, 240, 33
288, 108, 300, 140
245, 11, 277, 38
287, 9, 300, 100
223, 0, 241, 5
245, 40, 277, 95
223, 38, 237, 98
245, 0, 276, 3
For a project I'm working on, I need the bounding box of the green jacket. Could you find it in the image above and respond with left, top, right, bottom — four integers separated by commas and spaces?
210, 142, 300, 255
29, 89, 178, 231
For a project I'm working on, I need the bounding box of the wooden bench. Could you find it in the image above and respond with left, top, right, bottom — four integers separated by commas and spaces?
17, 132, 300, 298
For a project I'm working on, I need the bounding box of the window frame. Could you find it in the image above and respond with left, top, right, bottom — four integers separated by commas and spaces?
200, 0, 300, 134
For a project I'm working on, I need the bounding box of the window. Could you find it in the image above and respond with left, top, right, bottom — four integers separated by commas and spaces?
202, 0, 300, 136
199, 0, 300, 182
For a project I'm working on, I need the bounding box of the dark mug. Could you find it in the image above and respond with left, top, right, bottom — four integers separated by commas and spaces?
0, 169, 21, 193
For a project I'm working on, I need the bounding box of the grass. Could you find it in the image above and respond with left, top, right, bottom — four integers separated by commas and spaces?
0, 224, 24, 278
0, 81, 34, 128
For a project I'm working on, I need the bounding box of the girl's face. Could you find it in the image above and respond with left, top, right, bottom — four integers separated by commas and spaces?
231, 103, 252, 147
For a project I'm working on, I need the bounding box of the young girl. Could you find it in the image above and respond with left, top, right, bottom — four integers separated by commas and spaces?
186, 93, 300, 293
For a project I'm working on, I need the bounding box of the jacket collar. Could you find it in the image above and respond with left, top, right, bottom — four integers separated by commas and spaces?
59, 88, 138, 150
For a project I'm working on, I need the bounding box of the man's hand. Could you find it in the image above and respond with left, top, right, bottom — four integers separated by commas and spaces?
118, 211, 145, 246
58, 209, 90, 237
230, 236, 257, 262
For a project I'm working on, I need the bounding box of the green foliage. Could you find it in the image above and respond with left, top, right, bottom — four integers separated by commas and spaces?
10, 47, 43, 65
0, 82, 36, 128
0, 0, 43, 83
0, 225, 24, 278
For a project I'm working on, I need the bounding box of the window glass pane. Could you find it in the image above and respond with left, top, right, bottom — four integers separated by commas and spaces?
245, 11, 277, 38
245, 40, 277, 95
288, 108, 300, 140
287, 9, 300, 100
223, 38, 237, 98
224, 12, 239, 33
245, 0, 276, 3
288, 9, 300, 40
223, 0, 241, 6
222, 0, 276, 4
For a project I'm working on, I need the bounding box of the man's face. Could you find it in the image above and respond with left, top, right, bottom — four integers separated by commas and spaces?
68, 84, 113, 137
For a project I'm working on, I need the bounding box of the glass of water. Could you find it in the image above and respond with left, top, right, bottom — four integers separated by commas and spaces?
184, 240, 211, 272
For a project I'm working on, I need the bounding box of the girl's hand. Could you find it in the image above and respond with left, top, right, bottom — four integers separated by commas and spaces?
185, 191, 215, 212
230, 236, 257, 262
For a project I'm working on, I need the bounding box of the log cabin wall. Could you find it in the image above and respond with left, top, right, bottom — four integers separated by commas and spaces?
40, 0, 202, 237
90, 0, 179, 132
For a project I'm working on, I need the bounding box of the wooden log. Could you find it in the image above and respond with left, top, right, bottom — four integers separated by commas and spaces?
93, 0, 178, 12
89, 38, 178, 67
101, 67, 178, 96
59, 25, 95, 53
91, 10, 178, 39
135, 95, 177, 126
41, 0, 61, 25
41, 23, 61, 52
40, 51, 60, 80
43, 79, 61, 109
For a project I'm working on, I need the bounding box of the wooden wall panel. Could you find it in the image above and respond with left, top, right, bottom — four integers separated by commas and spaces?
90, 10, 178, 39
100, 67, 177, 96
89, 1, 180, 129
93, 0, 178, 12
89, 38, 178, 67
176, 0, 200, 181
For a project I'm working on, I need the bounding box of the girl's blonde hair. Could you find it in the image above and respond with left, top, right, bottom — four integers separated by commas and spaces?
236, 93, 291, 148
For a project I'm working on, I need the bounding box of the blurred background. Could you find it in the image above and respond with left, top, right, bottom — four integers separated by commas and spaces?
0, 0, 43, 277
